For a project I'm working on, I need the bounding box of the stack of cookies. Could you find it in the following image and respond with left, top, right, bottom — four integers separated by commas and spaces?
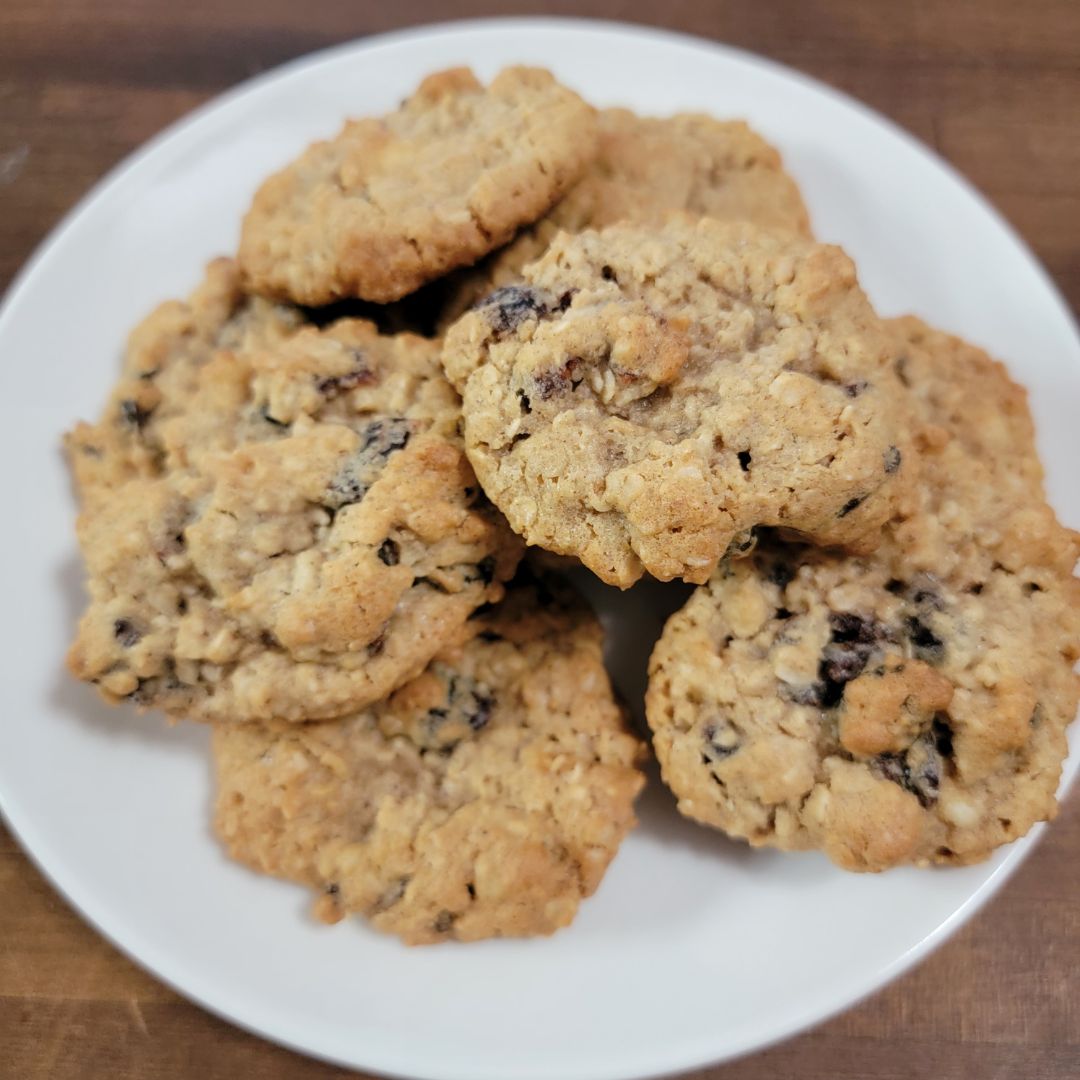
65, 66, 1080, 944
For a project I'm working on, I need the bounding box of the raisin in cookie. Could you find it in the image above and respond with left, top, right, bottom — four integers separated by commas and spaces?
442, 217, 905, 587
212, 575, 645, 944
442, 108, 811, 324
647, 318, 1080, 870
66, 260, 521, 724
238, 67, 597, 306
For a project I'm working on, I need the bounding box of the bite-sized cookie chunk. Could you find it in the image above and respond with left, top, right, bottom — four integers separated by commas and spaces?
443, 108, 811, 323
647, 318, 1080, 870
443, 217, 905, 587
213, 576, 646, 944
238, 67, 597, 306
66, 260, 521, 724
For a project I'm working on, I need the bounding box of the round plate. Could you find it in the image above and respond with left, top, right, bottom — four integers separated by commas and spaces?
1, 17, 1077, 1080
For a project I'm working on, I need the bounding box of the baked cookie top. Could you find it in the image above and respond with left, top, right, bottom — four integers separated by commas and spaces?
66, 259, 521, 724
647, 318, 1080, 870
558, 109, 811, 237
212, 575, 646, 944
442, 217, 906, 587
238, 66, 597, 306
443, 108, 811, 323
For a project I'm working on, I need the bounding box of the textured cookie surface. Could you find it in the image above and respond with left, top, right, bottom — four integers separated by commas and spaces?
66, 259, 520, 724
647, 318, 1080, 870
213, 577, 645, 944
238, 66, 597, 306
443, 217, 905, 587
443, 108, 811, 323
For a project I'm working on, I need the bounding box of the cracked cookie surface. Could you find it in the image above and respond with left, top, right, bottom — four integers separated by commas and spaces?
212, 576, 646, 944
442, 108, 811, 324
238, 66, 597, 306
66, 259, 521, 724
443, 217, 906, 587
647, 317, 1080, 869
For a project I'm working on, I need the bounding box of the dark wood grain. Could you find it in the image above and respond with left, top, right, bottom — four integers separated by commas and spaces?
2, 2, 1078, 1078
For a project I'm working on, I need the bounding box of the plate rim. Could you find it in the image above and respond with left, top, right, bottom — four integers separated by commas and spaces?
1, 16, 1076, 1080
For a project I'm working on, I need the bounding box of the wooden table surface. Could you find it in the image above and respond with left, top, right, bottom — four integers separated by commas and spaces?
2, 2, 1078, 1077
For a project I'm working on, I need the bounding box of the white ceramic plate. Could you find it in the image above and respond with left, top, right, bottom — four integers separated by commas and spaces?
1, 17, 1077, 1080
